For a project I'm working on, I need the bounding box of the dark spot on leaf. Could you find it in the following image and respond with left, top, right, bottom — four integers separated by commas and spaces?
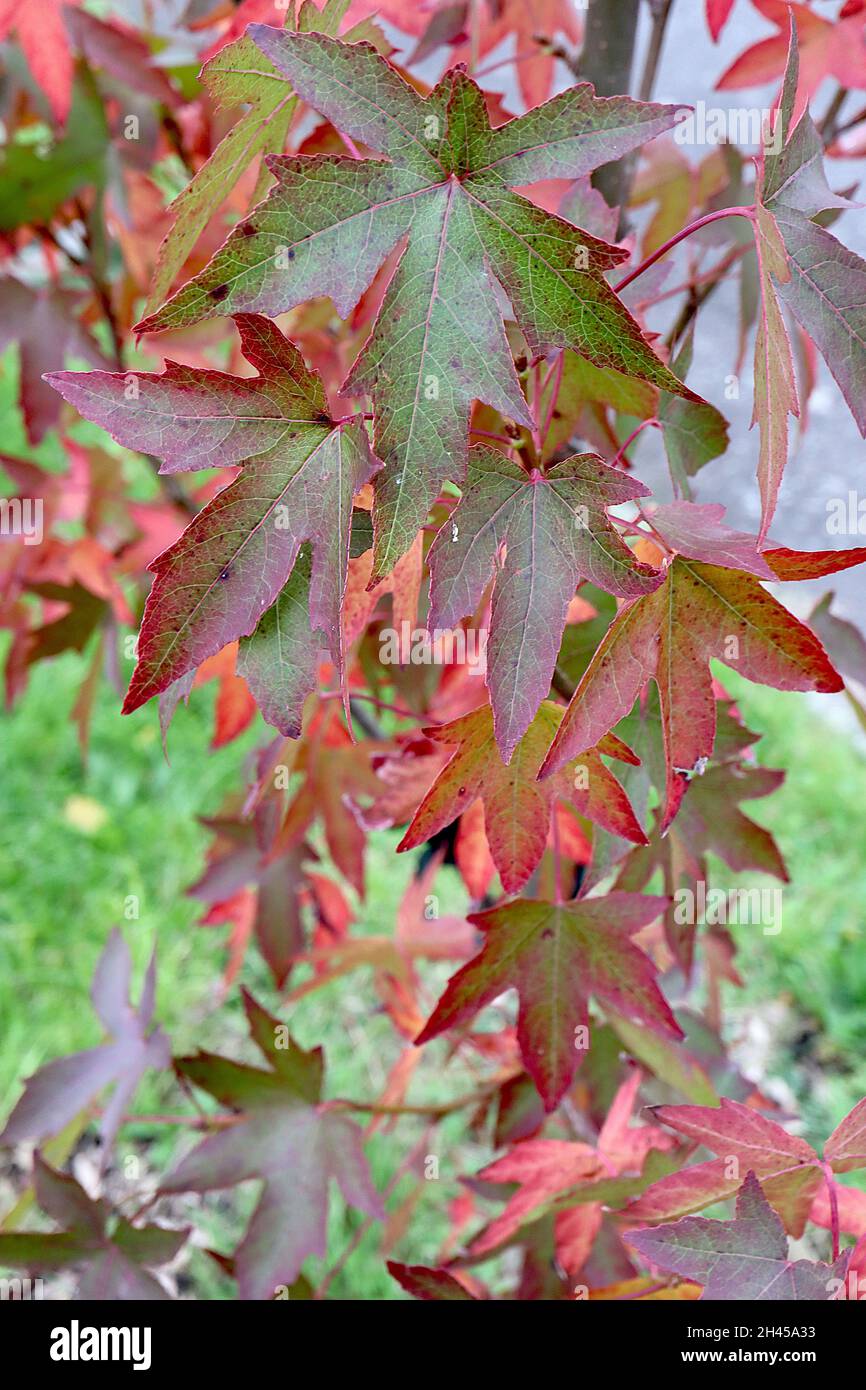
219, 569, 232, 582
240, 222, 256, 237
209, 284, 229, 301
541, 928, 554, 940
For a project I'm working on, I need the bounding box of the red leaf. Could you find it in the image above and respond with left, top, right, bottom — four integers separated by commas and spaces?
627, 1097, 822, 1236
0, 0, 76, 124
628, 1170, 849, 1300
540, 558, 843, 830
416, 892, 679, 1111
387, 1261, 479, 1300
48, 316, 377, 714
399, 700, 646, 894
706, 0, 736, 42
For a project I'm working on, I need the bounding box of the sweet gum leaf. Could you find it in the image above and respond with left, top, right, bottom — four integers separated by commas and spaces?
136, 30, 699, 579
628, 1171, 849, 1300
162, 991, 382, 1300
48, 316, 377, 715
428, 444, 663, 758
416, 891, 680, 1111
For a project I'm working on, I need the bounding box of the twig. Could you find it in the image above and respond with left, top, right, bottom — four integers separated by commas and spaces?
611, 417, 661, 467
613, 205, 755, 294
638, 0, 675, 103
819, 86, 848, 142
539, 350, 565, 455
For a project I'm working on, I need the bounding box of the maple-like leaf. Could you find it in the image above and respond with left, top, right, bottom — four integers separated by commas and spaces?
48, 315, 377, 714
416, 892, 680, 1111
136, 28, 698, 579
427, 444, 663, 758
628, 1171, 849, 1300
0, 1157, 187, 1300
161, 991, 383, 1300
398, 700, 647, 894
540, 555, 844, 830
626, 1095, 866, 1237
0, 930, 169, 1161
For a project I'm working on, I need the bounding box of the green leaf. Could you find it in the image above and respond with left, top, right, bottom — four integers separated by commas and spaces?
607, 1012, 719, 1105
0, 71, 108, 232
137, 30, 699, 579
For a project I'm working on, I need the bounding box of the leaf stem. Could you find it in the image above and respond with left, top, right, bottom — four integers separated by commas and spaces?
611, 417, 661, 468
539, 350, 566, 455
326, 1079, 509, 1118
613, 206, 755, 294
470, 427, 521, 449
822, 1162, 841, 1262
323, 690, 419, 721
551, 811, 564, 903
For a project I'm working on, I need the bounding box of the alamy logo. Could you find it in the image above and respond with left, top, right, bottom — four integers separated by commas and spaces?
673, 101, 780, 153
0, 1276, 43, 1299
673, 882, 783, 935
379, 620, 487, 674
50, 1321, 152, 1372
0, 496, 43, 545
